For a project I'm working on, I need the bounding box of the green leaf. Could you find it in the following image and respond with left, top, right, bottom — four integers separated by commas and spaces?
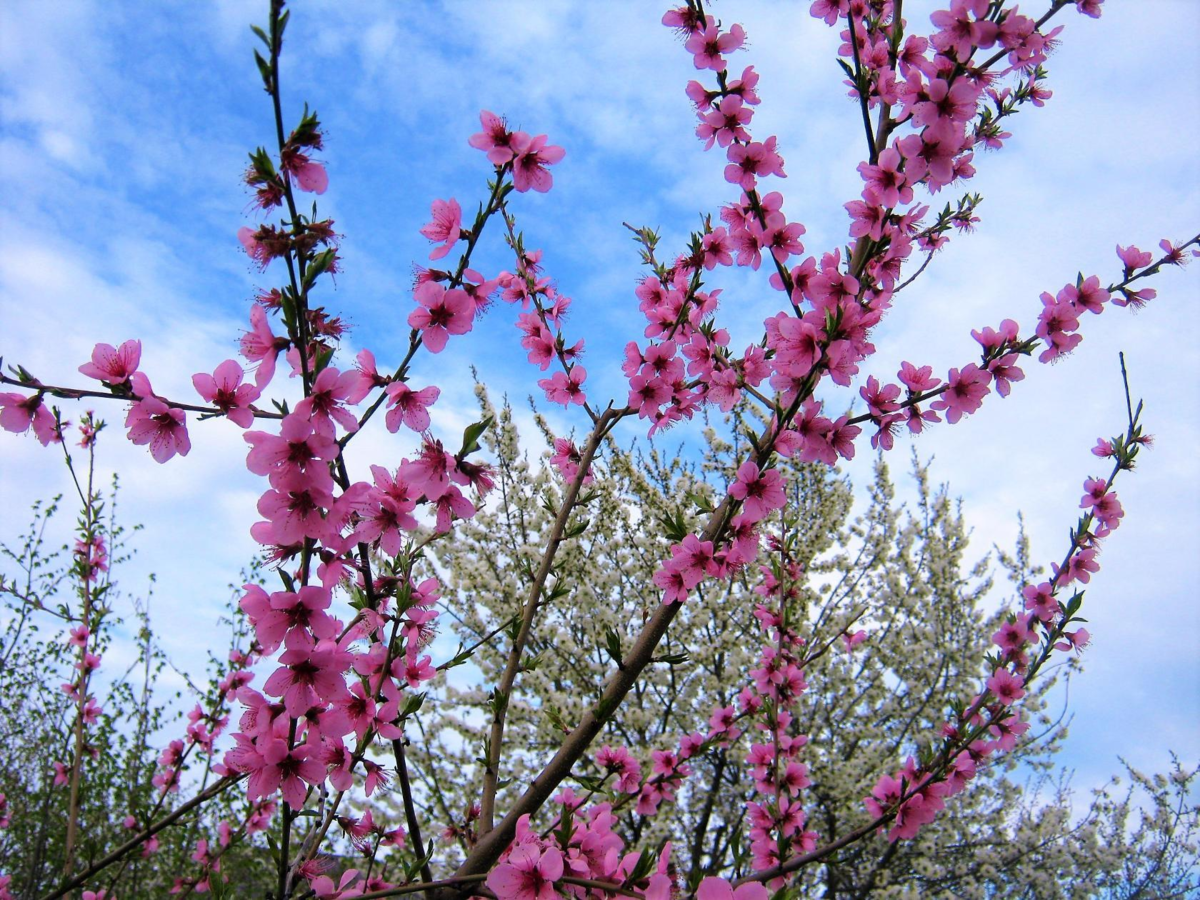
253, 49, 272, 88
442, 643, 473, 670
400, 691, 426, 720
458, 415, 494, 458
594, 693, 619, 723
603, 626, 623, 669
302, 248, 337, 291
654, 651, 690, 667
564, 518, 590, 539
313, 344, 335, 376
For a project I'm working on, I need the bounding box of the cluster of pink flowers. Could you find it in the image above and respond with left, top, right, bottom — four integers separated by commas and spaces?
8, 0, 1200, 897
739, 560, 819, 879
469, 111, 567, 194
862, 417, 1145, 842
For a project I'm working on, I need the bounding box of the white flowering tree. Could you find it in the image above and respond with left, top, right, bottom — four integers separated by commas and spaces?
403, 389, 1199, 899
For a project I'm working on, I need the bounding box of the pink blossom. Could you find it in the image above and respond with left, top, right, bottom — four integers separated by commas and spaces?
550, 438, 592, 484
701, 227, 734, 269
986, 668, 1025, 706
1059, 275, 1109, 315
596, 745, 642, 794
1023, 579, 1059, 625
402, 438, 466, 501
1116, 243, 1153, 271
240, 304, 286, 388
294, 367, 360, 437
931, 364, 990, 424
663, 6, 708, 35
125, 388, 190, 463
729, 462, 786, 523
432, 484, 476, 533
486, 841, 564, 900
695, 876, 768, 900
263, 636, 352, 718
81, 697, 102, 726
653, 561, 690, 604
724, 137, 786, 191
409, 282, 475, 353
0, 392, 59, 445
238, 225, 277, 269
79, 339, 141, 385
857, 147, 912, 208
1056, 627, 1091, 653
344, 348, 386, 404
420, 198, 463, 260
669, 534, 719, 589
311, 869, 362, 899
245, 413, 339, 485
1035, 291, 1083, 362
510, 132, 566, 193
970, 318, 1020, 353
539, 367, 587, 407
384, 382, 440, 433
696, 95, 752, 149
988, 353, 1025, 398
255, 469, 334, 544
241, 585, 338, 655
257, 737, 326, 807
281, 149, 328, 194
193, 359, 261, 428
683, 23, 746, 71
992, 617, 1030, 656
468, 110, 517, 165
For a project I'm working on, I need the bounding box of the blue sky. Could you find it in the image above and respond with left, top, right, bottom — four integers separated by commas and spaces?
1, 0, 1197, 806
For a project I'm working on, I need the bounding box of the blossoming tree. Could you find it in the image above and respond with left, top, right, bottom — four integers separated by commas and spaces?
0, 0, 1196, 898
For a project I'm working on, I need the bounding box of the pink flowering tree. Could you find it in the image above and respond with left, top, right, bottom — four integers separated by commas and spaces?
0, 1, 1197, 898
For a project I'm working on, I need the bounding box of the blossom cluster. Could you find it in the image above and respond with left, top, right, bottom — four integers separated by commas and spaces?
2, 0, 1199, 897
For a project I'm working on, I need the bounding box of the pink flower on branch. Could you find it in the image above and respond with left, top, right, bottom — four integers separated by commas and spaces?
985, 668, 1026, 706
125, 379, 190, 463
510, 132, 565, 194
728, 462, 786, 523
192, 359, 261, 428
420, 198, 463, 260
240, 304, 287, 388
931, 364, 990, 424
384, 382, 440, 433
408, 281, 475, 353
683, 23, 747, 72
696, 878, 768, 900
0, 392, 59, 445
468, 110, 517, 165
538, 366, 587, 407
486, 837, 564, 900
79, 339, 141, 386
